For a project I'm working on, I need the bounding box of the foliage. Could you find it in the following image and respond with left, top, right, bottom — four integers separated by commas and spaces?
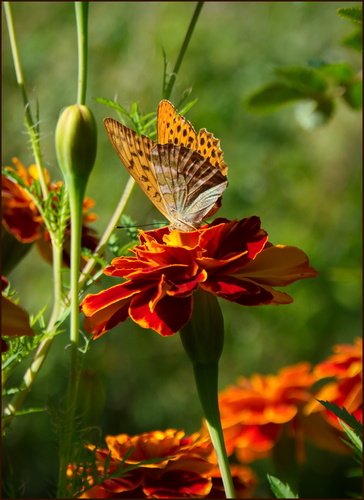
245, 4, 362, 129
267, 474, 298, 499
2, 2, 362, 499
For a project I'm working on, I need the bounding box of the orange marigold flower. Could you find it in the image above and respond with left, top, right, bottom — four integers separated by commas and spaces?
2, 158, 98, 265
77, 429, 216, 498
305, 338, 362, 428
81, 216, 317, 337
217, 363, 316, 463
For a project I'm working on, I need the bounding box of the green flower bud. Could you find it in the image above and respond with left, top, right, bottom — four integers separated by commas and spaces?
180, 289, 224, 366
55, 104, 97, 185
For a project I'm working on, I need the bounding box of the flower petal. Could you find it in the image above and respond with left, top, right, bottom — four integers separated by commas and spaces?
235, 245, 318, 286
202, 276, 273, 305
130, 290, 192, 336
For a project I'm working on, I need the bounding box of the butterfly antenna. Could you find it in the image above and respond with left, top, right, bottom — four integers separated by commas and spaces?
116, 223, 165, 229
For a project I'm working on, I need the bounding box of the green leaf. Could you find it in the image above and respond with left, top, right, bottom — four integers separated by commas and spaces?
245, 82, 304, 112
343, 80, 362, 109
340, 420, 363, 456
318, 400, 363, 438
318, 62, 355, 85
275, 66, 328, 95
267, 474, 298, 498
94, 97, 129, 117
342, 29, 363, 51
294, 98, 334, 130
339, 420, 363, 457
337, 6, 362, 25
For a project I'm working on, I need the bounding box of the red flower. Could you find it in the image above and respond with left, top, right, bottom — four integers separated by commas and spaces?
72, 429, 256, 499
305, 338, 362, 428
81, 217, 317, 337
2, 158, 98, 265
76, 429, 215, 498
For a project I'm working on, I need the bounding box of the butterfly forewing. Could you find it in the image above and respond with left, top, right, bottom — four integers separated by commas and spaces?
197, 129, 228, 175
103, 118, 170, 219
157, 100, 197, 149
157, 100, 228, 176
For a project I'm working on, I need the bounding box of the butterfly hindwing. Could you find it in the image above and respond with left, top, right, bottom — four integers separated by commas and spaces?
151, 144, 227, 230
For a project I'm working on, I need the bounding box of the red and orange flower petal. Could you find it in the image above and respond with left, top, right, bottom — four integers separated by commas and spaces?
143, 469, 212, 498
202, 276, 274, 306
82, 282, 146, 338
130, 290, 193, 336
199, 217, 267, 261
235, 244, 318, 286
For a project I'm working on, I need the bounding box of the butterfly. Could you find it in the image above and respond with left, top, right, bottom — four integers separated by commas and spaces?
104, 99, 228, 231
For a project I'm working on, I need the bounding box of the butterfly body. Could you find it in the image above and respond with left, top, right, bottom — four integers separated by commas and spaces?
104, 100, 228, 231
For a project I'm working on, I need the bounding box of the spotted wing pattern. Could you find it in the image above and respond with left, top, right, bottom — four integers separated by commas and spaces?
104, 101, 228, 231
151, 143, 228, 231
103, 118, 169, 220
157, 100, 227, 175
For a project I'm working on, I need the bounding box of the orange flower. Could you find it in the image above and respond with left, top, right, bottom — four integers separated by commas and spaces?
81, 217, 317, 337
305, 338, 362, 428
1, 276, 34, 352
74, 429, 256, 499
2, 158, 98, 265
77, 429, 215, 498
217, 363, 316, 463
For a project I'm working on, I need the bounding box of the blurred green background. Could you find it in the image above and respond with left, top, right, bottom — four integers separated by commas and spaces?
2, 2, 361, 498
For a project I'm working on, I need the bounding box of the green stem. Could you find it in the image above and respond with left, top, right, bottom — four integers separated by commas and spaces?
78, 176, 135, 290
75, 2, 89, 105
48, 239, 64, 327
2, 234, 64, 432
193, 363, 236, 499
163, 1, 204, 100
57, 180, 84, 498
3, 1, 48, 198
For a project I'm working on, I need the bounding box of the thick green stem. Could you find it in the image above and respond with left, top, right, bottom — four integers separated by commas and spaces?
164, 1, 204, 99
75, 2, 89, 105
57, 180, 84, 498
180, 291, 236, 498
3, 1, 48, 198
193, 363, 236, 499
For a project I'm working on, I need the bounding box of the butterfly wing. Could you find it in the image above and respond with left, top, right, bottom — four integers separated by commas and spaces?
151, 143, 228, 231
103, 118, 171, 220
157, 100, 228, 176
157, 100, 197, 149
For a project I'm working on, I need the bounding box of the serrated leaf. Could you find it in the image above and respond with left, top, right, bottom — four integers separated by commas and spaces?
337, 6, 362, 25
343, 80, 362, 109
94, 97, 129, 117
245, 82, 304, 112
340, 420, 363, 455
318, 400, 363, 438
275, 66, 328, 95
267, 474, 298, 498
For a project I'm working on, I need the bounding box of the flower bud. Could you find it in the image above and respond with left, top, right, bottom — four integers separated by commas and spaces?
180, 289, 224, 366
55, 104, 97, 184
